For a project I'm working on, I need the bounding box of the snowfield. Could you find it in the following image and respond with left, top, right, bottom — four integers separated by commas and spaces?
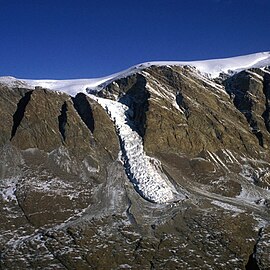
1, 51, 270, 96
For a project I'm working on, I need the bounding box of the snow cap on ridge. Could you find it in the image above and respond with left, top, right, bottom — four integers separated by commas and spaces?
0, 51, 270, 96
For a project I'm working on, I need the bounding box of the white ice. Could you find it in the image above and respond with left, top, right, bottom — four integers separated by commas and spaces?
92, 96, 183, 203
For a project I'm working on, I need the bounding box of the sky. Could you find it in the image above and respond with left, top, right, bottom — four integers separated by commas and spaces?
0, 0, 269, 79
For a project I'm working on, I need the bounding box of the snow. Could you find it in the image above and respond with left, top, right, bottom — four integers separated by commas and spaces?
1, 52, 270, 96
207, 151, 229, 171
144, 75, 186, 114
211, 200, 244, 213
92, 96, 185, 203
183, 51, 270, 77
0, 178, 18, 202
235, 158, 270, 204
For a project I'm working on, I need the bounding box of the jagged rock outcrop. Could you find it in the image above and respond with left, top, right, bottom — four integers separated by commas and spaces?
0, 63, 270, 269
0, 87, 121, 262
224, 68, 270, 148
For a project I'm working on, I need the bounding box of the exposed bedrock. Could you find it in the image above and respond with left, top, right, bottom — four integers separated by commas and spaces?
72, 93, 95, 134
224, 68, 270, 148
0, 65, 270, 269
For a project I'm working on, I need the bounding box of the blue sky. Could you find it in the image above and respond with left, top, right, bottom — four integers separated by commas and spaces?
0, 0, 269, 79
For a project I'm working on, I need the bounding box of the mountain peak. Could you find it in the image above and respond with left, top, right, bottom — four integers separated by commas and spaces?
1, 52, 270, 269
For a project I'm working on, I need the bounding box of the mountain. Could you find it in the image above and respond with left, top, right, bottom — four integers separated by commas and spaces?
0, 52, 270, 269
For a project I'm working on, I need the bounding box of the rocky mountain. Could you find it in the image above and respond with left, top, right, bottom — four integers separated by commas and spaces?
0, 53, 270, 269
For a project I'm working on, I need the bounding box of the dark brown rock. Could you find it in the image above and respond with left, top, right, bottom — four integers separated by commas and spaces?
0, 66, 270, 269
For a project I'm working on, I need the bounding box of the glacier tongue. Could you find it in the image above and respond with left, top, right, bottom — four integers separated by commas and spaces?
94, 96, 183, 204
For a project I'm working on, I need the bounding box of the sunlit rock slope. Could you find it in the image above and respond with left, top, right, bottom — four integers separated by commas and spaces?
0, 52, 270, 269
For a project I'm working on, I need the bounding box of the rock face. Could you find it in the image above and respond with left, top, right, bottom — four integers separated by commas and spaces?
0, 64, 270, 269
